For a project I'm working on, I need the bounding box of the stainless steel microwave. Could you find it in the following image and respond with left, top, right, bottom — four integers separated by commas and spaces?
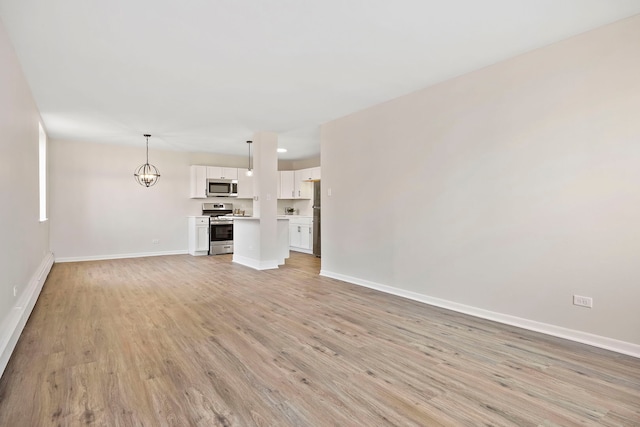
206, 179, 238, 197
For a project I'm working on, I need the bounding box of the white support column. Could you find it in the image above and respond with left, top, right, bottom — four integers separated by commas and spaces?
232, 131, 289, 269
253, 131, 279, 263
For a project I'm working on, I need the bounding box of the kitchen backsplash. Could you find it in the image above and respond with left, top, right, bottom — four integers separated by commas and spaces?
278, 199, 313, 216
190, 197, 253, 216
191, 198, 310, 217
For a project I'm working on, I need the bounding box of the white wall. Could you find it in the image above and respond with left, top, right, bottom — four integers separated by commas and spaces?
49, 139, 253, 261
0, 19, 52, 375
321, 15, 640, 351
279, 156, 320, 171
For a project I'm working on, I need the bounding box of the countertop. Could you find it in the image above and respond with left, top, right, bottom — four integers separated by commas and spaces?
201, 215, 308, 220
221, 216, 291, 220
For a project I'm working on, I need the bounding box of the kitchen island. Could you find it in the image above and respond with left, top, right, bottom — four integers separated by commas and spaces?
231, 216, 290, 270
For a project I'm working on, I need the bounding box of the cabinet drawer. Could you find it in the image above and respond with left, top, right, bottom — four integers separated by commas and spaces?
195, 217, 209, 225
289, 216, 312, 225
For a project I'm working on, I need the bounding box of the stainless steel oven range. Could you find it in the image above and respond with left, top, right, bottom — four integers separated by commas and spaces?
202, 203, 234, 255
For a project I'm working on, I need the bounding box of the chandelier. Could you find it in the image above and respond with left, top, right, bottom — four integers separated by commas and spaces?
134, 134, 160, 187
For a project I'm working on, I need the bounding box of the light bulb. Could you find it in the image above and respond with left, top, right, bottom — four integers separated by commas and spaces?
246, 169, 253, 177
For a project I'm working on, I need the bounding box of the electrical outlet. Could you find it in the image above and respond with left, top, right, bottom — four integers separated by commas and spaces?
152, 239, 160, 244
327, 188, 332, 197
573, 295, 593, 308
13, 286, 17, 297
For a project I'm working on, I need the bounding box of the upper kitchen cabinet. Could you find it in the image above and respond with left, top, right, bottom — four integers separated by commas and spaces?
294, 170, 311, 199
237, 168, 254, 199
206, 166, 238, 180
190, 165, 207, 198
294, 169, 316, 199
297, 167, 321, 181
190, 165, 241, 199
279, 171, 295, 199
279, 167, 321, 199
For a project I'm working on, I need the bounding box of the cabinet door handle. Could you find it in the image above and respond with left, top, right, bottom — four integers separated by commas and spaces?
298, 226, 301, 232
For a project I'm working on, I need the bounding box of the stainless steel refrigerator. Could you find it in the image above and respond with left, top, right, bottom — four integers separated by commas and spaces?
313, 181, 321, 257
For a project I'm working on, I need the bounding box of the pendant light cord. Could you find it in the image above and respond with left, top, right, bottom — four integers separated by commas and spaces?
145, 134, 150, 164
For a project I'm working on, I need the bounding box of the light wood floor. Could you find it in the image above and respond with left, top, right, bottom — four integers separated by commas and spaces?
0, 253, 639, 426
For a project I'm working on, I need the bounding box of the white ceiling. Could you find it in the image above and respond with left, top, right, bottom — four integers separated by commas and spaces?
1, 1, 639, 160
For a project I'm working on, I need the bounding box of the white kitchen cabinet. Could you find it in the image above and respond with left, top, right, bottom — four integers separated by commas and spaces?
278, 167, 320, 199
191, 165, 242, 198
237, 168, 254, 199
190, 165, 207, 198
279, 170, 296, 199
289, 216, 313, 253
294, 169, 312, 199
188, 216, 210, 255
206, 166, 238, 180
297, 167, 321, 181
311, 167, 320, 180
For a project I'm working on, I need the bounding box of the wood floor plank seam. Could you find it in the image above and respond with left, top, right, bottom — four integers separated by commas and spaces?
0, 253, 638, 426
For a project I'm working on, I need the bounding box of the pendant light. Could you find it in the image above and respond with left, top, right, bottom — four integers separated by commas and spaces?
246, 140, 253, 177
134, 134, 160, 187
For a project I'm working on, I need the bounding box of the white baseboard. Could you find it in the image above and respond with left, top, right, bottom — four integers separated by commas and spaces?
55, 250, 188, 263
0, 252, 54, 377
320, 269, 640, 359
232, 254, 281, 270
290, 247, 313, 255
